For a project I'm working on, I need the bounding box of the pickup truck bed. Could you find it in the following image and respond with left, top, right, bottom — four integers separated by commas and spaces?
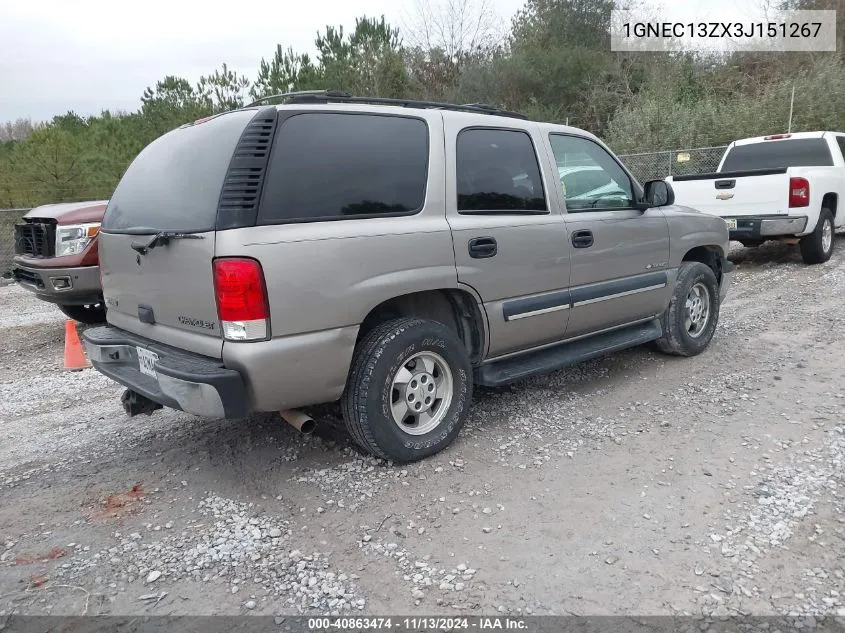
668, 132, 845, 264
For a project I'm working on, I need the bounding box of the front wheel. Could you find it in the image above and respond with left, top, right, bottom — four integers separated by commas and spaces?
799, 208, 835, 265
655, 262, 720, 357
341, 318, 473, 462
58, 302, 107, 325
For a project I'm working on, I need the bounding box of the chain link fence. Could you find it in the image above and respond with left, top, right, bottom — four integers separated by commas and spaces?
617, 146, 728, 183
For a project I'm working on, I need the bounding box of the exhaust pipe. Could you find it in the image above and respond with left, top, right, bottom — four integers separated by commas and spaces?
279, 409, 316, 434
121, 389, 163, 416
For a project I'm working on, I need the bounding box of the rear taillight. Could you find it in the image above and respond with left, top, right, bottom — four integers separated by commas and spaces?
213, 257, 270, 341
789, 177, 810, 208
764, 133, 792, 140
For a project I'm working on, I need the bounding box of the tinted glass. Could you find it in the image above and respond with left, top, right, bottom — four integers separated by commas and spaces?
549, 134, 634, 212
836, 136, 845, 160
721, 138, 833, 171
259, 113, 428, 223
102, 109, 255, 232
456, 129, 547, 213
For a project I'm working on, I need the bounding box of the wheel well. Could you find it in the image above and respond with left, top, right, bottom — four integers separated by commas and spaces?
356, 290, 486, 364
822, 193, 837, 217
682, 246, 723, 283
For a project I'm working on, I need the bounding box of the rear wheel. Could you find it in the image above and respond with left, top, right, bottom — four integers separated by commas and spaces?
342, 317, 472, 462
58, 302, 107, 325
655, 262, 720, 357
799, 208, 835, 265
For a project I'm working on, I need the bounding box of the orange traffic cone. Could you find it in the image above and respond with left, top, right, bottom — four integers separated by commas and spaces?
64, 319, 91, 371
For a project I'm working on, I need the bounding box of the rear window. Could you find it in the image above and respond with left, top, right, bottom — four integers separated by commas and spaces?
721, 138, 833, 171
102, 109, 256, 233
259, 113, 429, 223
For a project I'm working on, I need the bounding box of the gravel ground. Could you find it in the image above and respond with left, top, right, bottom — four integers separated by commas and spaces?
1, 239, 844, 618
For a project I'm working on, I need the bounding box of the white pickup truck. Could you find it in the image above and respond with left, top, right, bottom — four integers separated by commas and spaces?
667, 132, 845, 264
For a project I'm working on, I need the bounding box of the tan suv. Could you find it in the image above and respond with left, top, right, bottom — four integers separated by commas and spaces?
83, 92, 732, 462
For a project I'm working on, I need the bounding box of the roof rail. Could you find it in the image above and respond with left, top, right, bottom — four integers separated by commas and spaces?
244, 90, 351, 108
243, 90, 528, 120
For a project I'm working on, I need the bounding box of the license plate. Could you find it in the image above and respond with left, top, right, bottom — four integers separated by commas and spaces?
725, 219, 737, 230
137, 347, 159, 378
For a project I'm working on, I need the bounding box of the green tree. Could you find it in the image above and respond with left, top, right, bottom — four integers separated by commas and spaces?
314, 17, 410, 97
12, 126, 90, 204
251, 46, 320, 100
197, 63, 252, 111
140, 75, 211, 135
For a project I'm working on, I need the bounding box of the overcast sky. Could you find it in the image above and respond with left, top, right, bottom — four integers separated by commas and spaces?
1, 0, 767, 124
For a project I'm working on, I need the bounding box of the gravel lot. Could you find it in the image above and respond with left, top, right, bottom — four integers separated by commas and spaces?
1, 239, 844, 619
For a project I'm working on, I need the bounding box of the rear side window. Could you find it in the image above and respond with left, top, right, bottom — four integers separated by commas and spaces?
721, 138, 833, 171
259, 113, 428, 223
456, 129, 547, 214
836, 136, 845, 160
102, 109, 256, 233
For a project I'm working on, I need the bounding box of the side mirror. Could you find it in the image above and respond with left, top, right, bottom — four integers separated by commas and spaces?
641, 179, 674, 208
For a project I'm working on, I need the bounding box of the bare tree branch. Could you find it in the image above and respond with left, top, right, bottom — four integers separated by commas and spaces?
401, 0, 504, 59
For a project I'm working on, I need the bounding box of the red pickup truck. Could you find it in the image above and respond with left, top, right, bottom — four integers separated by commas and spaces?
12, 200, 108, 324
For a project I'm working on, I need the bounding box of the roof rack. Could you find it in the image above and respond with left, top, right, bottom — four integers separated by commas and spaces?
244, 90, 528, 120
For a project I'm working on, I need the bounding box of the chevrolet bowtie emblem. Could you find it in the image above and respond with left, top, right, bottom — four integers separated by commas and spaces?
716, 192, 734, 200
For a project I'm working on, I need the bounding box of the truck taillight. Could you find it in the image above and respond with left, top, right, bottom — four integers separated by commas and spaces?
764, 133, 792, 140
789, 177, 810, 208
213, 258, 270, 341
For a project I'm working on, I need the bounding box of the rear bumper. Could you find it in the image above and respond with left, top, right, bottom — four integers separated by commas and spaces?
82, 326, 249, 420
726, 215, 808, 240
11, 263, 102, 305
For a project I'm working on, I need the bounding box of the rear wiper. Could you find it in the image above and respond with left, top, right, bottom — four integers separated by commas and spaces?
131, 231, 205, 255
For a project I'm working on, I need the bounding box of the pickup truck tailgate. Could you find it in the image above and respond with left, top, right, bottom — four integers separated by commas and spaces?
670, 169, 788, 217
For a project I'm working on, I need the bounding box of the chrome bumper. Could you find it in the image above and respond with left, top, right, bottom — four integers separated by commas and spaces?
12, 264, 101, 304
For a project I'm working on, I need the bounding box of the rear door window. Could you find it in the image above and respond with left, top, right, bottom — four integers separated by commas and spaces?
720, 138, 833, 171
456, 128, 547, 213
259, 113, 429, 223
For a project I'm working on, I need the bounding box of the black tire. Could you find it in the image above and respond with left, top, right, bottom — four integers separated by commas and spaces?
341, 317, 473, 463
58, 303, 107, 325
799, 208, 835, 265
655, 262, 720, 357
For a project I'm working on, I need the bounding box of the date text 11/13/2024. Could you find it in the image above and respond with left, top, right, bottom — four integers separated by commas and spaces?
307, 617, 528, 630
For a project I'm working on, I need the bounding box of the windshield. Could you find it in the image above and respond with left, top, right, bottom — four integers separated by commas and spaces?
721, 138, 833, 171
101, 109, 255, 233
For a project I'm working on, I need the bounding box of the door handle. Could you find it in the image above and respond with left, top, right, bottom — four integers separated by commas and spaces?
468, 236, 497, 259
571, 230, 594, 249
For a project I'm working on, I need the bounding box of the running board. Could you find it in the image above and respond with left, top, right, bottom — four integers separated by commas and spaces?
474, 319, 662, 387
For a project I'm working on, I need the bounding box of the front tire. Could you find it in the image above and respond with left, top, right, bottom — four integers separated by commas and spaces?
655, 262, 720, 357
58, 302, 107, 325
799, 208, 834, 265
341, 318, 473, 462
